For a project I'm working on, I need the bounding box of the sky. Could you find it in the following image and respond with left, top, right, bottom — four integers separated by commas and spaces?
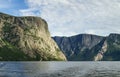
0, 0, 120, 36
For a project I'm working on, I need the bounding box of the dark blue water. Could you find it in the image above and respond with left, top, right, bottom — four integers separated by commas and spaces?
0, 62, 120, 77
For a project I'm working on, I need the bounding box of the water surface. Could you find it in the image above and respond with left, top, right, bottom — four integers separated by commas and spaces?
0, 61, 120, 77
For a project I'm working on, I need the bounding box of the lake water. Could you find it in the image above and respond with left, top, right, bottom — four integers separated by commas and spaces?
0, 62, 120, 77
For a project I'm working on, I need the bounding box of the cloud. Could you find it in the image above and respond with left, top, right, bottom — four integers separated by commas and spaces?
19, 0, 120, 36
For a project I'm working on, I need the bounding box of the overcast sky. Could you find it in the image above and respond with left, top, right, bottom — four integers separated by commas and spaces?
0, 0, 120, 36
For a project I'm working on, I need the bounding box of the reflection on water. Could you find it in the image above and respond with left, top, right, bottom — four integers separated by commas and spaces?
0, 62, 120, 77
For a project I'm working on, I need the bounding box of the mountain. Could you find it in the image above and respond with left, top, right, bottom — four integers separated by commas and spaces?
102, 33, 120, 61
0, 12, 66, 61
53, 33, 120, 61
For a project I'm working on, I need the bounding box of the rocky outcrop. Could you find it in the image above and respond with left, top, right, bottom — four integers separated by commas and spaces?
0, 12, 66, 61
53, 33, 120, 61
53, 34, 104, 60
102, 33, 120, 61
94, 40, 107, 61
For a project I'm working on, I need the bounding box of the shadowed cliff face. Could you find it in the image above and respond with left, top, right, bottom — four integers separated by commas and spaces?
0, 12, 66, 61
53, 34, 104, 60
53, 33, 120, 61
102, 34, 120, 61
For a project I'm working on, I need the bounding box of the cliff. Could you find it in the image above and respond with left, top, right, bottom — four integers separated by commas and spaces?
53, 33, 120, 61
53, 34, 104, 60
0, 12, 66, 61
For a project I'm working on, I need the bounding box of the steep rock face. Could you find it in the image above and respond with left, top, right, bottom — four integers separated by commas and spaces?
94, 40, 107, 61
53, 33, 120, 61
53, 34, 104, 60
0, 12, 66, 61
103, 33, 120, 61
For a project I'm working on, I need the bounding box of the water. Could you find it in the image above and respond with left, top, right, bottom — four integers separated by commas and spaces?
0, 62, 120, 77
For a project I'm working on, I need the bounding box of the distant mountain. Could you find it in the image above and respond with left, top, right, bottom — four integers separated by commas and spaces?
0, 12, 66, 61
53, 33, 120, 61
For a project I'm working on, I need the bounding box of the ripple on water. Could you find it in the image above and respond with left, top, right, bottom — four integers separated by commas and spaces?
0, 62, 120, 77
37, 66, 120, 77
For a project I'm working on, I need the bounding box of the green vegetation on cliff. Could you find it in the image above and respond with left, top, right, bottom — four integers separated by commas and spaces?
0, 12, 66, 61
103, 34, 120, 61
53, 33, 120, 61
